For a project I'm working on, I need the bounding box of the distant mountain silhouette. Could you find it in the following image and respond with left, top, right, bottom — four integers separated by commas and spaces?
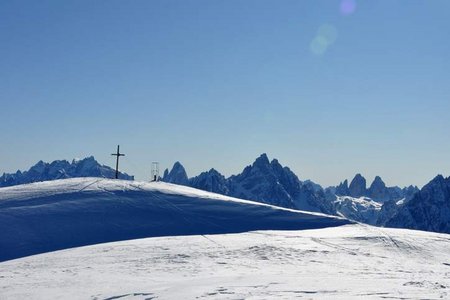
163, 154, 334, 215
0, 156, 133, 187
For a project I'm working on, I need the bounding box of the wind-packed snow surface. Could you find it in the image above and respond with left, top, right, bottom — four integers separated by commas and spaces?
1, 178, 450, 299
0, 178, 350, 262
1, 225, 450, 299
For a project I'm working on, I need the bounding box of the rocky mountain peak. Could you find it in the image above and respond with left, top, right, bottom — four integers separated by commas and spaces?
162, 162, 189, 185
207, 168, 221, 176
252, 153, 271, 169
349, 173, 367, 197
421, 175, 449, 203
336, 179, 349, 195
367, 176, 389, 202
430, 174, 445, 184
29, 160, 46, 173
371, 176, 386, 188
189, 168, 229, 194
386, 175, 450, 233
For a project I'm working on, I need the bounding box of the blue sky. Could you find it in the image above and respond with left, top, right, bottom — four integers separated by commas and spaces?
1, 0, 449, 187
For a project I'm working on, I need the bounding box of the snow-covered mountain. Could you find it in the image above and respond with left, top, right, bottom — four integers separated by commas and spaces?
0, 156, 133, 187
386, 175, 450, 234
333, 196, 383, 225
333, 174, 418, 203
6, 154, 446, 236
325, 174, 420, 225
335, 174, 450, 233
160, 156, 450, 234
376, 199, 405, 226
0, 177, 350, 262
161, 161, 189, 185
163, 154, 334, 214
162, 156, 424, 225
189, 168, 230, 195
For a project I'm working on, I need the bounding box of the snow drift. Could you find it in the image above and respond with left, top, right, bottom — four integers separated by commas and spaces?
0, 178, 350, 262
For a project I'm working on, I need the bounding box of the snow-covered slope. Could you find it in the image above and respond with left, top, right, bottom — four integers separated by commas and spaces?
0, 177, 350, 262
0, 156, 133, 187
1, 224, 450, 299
333, 196, 382, 225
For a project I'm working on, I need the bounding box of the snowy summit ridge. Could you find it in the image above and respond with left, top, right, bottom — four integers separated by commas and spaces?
0, 177, 350, 262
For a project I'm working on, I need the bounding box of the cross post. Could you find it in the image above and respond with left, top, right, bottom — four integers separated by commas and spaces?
111, 145, 125, 179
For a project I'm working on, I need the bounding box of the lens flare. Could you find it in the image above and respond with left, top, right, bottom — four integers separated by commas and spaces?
340, 0, 356, 16
310, 24, 338, 56
318, 24, 338, 44
310, 36, 328, 55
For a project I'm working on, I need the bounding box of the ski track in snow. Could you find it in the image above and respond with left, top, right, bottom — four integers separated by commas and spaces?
1, 178, 450, 299
1, 225, 450, 299
0, 178, 350, 262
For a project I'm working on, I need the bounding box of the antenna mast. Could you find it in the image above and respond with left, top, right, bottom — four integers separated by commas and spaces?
151, 162, 159, 182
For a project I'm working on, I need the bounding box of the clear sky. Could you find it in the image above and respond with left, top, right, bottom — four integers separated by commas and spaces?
1, 0, 449, 188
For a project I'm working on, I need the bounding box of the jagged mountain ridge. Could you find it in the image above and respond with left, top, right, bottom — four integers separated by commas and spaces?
1, 153, 447, 234
162, 155, 423, 227
386, 175, 450, 233
190, 168, 230, 195
0, 156, 133, 187
161, 157, 450, 234
163, 154, 334, 215
332, 174, 418, 203
327, 174, 419, 225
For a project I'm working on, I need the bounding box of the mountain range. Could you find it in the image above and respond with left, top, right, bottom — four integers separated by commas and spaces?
1, 154, 448, 235
163, 154, 334, 215
161, 154, 425, 226
331, 174, 418, 202
0, 156, 133, 187
161, 154, 450, 233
